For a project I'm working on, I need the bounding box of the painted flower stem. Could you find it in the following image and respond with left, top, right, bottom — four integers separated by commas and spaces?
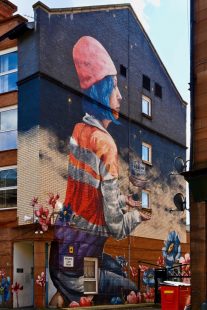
16, 293, 19, 308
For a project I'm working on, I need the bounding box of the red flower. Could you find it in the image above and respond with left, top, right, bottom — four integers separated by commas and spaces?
31, 197, 38, 207
47, 193, 60, 209
179, 253, 191, 283
157, 256, 165, 267
127, 291, 137, 304
179, 253, 190, 265
11, 282, 23, 294
36, 272, 46, 287
137, 292, 142, 303
0, 269, 6, 278
79, 296, 93, 307
69, 301, 80, 308
139, 264, 149, 272
130, 266, 138, 278
35, 206, 50, 231
143, 288, 155, 303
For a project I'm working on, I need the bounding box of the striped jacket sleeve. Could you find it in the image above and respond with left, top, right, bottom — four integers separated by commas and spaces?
93, 130, 141, 240
101, 178, 141, 240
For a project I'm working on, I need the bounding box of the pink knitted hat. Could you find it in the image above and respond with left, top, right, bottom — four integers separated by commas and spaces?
73, 36, 117, 89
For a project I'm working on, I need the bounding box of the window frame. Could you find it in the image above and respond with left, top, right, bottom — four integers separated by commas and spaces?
141, 94, 152, 118
0, 105, 17, 151
0, 105, 17, 132
84, 257, 98, 294
0, 47, 18, 94
0, 165, 17, 210
142, 142, 152, 165
141, 190, 150, 209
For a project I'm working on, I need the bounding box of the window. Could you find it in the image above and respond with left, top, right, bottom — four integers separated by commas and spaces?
84, 257, 98, 294
0, 106, 17, 151
155, 82, 162, 98
142, 75, 150, 91
0, 47, 18, 94
142, 190, 150, 209
120, 64, 127, 77
142, 142, 152, 164
142, 95, 151, 117
0, 166, 17, 209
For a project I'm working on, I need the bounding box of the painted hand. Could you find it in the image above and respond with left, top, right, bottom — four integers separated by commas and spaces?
126, 195, 142, 208
139, 210, 152, 221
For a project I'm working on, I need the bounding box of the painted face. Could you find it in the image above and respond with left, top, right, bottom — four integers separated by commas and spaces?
110, 76, 122, 119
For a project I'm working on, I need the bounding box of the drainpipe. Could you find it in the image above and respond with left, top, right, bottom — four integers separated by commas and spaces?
190, 0, 195, 170
190, 3, 207, 309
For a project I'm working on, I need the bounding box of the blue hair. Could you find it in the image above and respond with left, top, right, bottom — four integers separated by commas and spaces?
82, 75, 120, 125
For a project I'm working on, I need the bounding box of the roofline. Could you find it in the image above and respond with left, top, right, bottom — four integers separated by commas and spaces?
33, 1, 187, 105
0, 14, 27, 25
2, 0, 17, 11
33, 1, 132, 13
0, 22, 34, 42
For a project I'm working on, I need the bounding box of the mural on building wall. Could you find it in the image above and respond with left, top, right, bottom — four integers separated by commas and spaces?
18, 8, 187, 243
0, 270, 10, 305
17, 27, 187, 308
162, 230, 181, 268
0, 271, 24, 308
15, 7, 188, 307
48, 36, 152, 307
11, 282, 23, 308
135, 231, 190, 304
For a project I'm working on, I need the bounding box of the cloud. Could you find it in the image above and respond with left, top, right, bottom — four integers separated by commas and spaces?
12, 0, 160, 31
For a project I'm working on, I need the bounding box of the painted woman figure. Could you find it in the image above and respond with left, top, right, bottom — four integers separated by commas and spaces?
49, 36, 151, 307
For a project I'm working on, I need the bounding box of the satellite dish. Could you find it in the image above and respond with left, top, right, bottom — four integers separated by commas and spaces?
174, 156, 186, 174
173, 193, 186, 211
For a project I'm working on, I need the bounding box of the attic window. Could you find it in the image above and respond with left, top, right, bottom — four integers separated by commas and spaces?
142, 75, 150, 92
155, 82, 162, 98
120, 65, 127, 77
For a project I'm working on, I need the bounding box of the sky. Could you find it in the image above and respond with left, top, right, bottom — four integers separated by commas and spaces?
12, 0, 190, 103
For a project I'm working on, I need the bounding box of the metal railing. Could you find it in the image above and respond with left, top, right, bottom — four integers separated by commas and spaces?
137, 260, 191, 304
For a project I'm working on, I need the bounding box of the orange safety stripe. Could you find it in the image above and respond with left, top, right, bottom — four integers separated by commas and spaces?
69, 153, 101, 181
